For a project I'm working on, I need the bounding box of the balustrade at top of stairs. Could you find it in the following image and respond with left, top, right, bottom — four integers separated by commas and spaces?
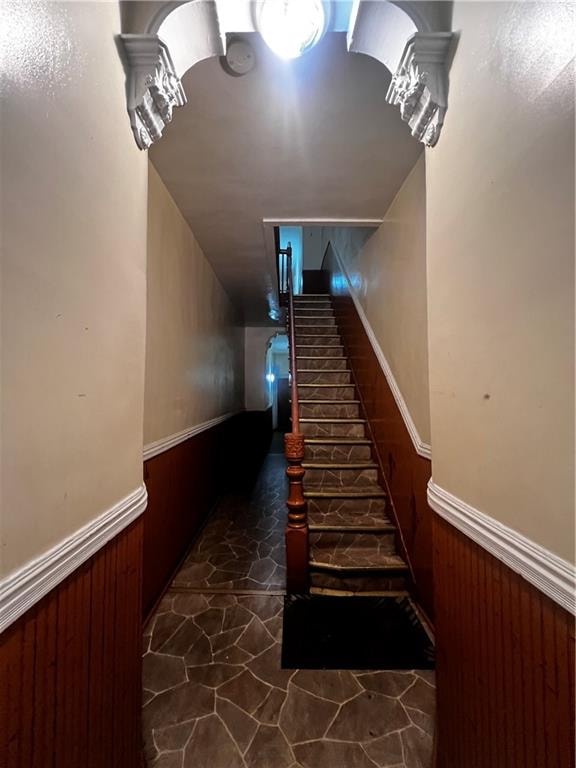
285, 291, 410, 597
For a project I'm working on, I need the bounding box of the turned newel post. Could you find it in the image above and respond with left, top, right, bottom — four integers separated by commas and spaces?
279, 243, 310, 594
284, 432, 309, 593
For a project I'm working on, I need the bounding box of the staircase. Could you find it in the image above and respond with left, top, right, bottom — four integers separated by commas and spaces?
293, 293, 410, 595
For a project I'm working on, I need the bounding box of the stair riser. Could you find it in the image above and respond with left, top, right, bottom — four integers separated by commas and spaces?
304, 467, 379, 486
301, 422, 366, 437
296, 345, 344, 356
310, 531, 397, 554
304, 444, 372, 462
298, 385, 356, 401
293, 309, 334, 318
296, 358, 347, 371
295, 327, 339, 337
293, 315, 336, 326
307, 496, 387, 517
298, 371, 351, 385
310, 571, 408, 593
300, 402, 360, 419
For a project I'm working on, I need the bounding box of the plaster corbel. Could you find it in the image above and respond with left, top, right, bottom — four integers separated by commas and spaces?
120, 34, 186, 150
385, 32, 454, 147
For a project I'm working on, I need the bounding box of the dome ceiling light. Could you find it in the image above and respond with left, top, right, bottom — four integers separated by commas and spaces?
258, 0, 328, 60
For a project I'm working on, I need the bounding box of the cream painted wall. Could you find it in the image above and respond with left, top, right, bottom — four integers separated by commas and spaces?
144, 164, 244, 444
426, 2, 575, 562
321, 154, 431, 445
1, 2, 148, 576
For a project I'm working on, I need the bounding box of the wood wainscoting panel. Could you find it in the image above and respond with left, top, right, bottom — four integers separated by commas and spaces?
434, 515, 575, 768
143, 409, 273, 620
329, 293, 434, 619
0, 518, 143, 768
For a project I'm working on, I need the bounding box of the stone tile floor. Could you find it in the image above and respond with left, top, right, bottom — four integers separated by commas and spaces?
143, 449, 436, 768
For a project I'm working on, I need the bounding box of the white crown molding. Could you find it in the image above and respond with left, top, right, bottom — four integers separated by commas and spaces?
0, 485, 148, 634
120, 34, 187, 150
386, 32, 454, 147
331, 246, 432, 460
143, 411, 240, 461
428, 480, 576, 615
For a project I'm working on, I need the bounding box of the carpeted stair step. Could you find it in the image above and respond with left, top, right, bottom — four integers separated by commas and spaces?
309, 544, 409, 594
302, 463, 379, 486
299, 401, 360, 419
304, 483, 386, 499
297, 383, 356, 401
293, 315, 336, 326
300, 418, 367, 437
304, 437, 372, 462
297, 356, 348, 371
295, 326, 340, 337
294, 308, 335, 317
308, 498, 391, 530
311, 530, 397, 554
296, 344, 345, 356
298, 370, 351, 385
295, 335, 342, 347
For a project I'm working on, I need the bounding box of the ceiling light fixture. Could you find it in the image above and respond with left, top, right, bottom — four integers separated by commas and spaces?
258, 0, 328, 60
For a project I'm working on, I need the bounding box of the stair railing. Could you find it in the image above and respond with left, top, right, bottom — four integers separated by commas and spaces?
278, 243, 309, 593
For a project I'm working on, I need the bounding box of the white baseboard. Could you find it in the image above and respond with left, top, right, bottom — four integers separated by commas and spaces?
143, 411, 240, 461
330, 246, 432, 460
0, 484, 148, 633
428, 480, 576, 615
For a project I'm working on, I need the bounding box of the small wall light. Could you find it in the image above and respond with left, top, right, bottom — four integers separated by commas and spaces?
266, 372, 276, 383
259, 0, 327, 60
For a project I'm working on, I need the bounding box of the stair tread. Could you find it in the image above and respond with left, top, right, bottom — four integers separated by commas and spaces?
298, 383, 354, 387
298, 399, 359, 404
299, 420, 366, 424
309, 547, 408, 572
310, 587, 410, 597
304, 484, 386, 498
302, 462, 378, 470
309, 511, 394, 531
297, 356, 347, 359
304, 438, 371, 444
298, 369, 348, 373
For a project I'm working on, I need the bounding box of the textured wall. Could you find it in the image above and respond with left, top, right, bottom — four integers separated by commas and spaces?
426, 1, 575, 561
144, 164, 244, 445
0, 1, 147, 577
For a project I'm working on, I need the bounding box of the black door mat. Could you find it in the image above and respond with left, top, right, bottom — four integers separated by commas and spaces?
282, 594, 435, 670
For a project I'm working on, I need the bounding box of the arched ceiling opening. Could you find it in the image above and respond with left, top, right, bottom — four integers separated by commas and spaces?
118, 1, 454, 323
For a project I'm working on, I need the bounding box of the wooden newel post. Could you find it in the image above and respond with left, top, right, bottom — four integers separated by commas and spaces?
284, 432, 310, 593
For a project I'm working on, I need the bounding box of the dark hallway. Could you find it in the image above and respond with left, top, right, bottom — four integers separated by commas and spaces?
142, 450, 435, 768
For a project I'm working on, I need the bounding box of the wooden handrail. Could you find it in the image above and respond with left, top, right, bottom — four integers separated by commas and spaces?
286, 248, 300, 436
279, 243, 309, 593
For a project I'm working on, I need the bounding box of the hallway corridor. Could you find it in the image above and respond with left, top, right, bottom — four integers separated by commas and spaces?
142, 451, 436, 768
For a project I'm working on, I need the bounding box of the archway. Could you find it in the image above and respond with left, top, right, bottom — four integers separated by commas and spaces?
119, 0, 454, 149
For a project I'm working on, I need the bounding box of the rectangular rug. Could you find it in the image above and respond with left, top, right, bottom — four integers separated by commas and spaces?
282, 595, 434, 670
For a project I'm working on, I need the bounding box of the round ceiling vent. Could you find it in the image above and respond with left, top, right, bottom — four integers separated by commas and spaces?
221, 37, 257, 77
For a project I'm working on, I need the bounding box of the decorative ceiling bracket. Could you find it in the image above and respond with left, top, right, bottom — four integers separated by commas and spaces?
120, 34, 187, 150
386, 32, 454, 147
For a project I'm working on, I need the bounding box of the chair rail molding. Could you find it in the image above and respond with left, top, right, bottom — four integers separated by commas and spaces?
331, 244, 432, 459
120, 35, 186, 150
143, 411, 241, 461
386, 32, 455, 147
428, 480, 576, 615
0, 485, 148, 633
